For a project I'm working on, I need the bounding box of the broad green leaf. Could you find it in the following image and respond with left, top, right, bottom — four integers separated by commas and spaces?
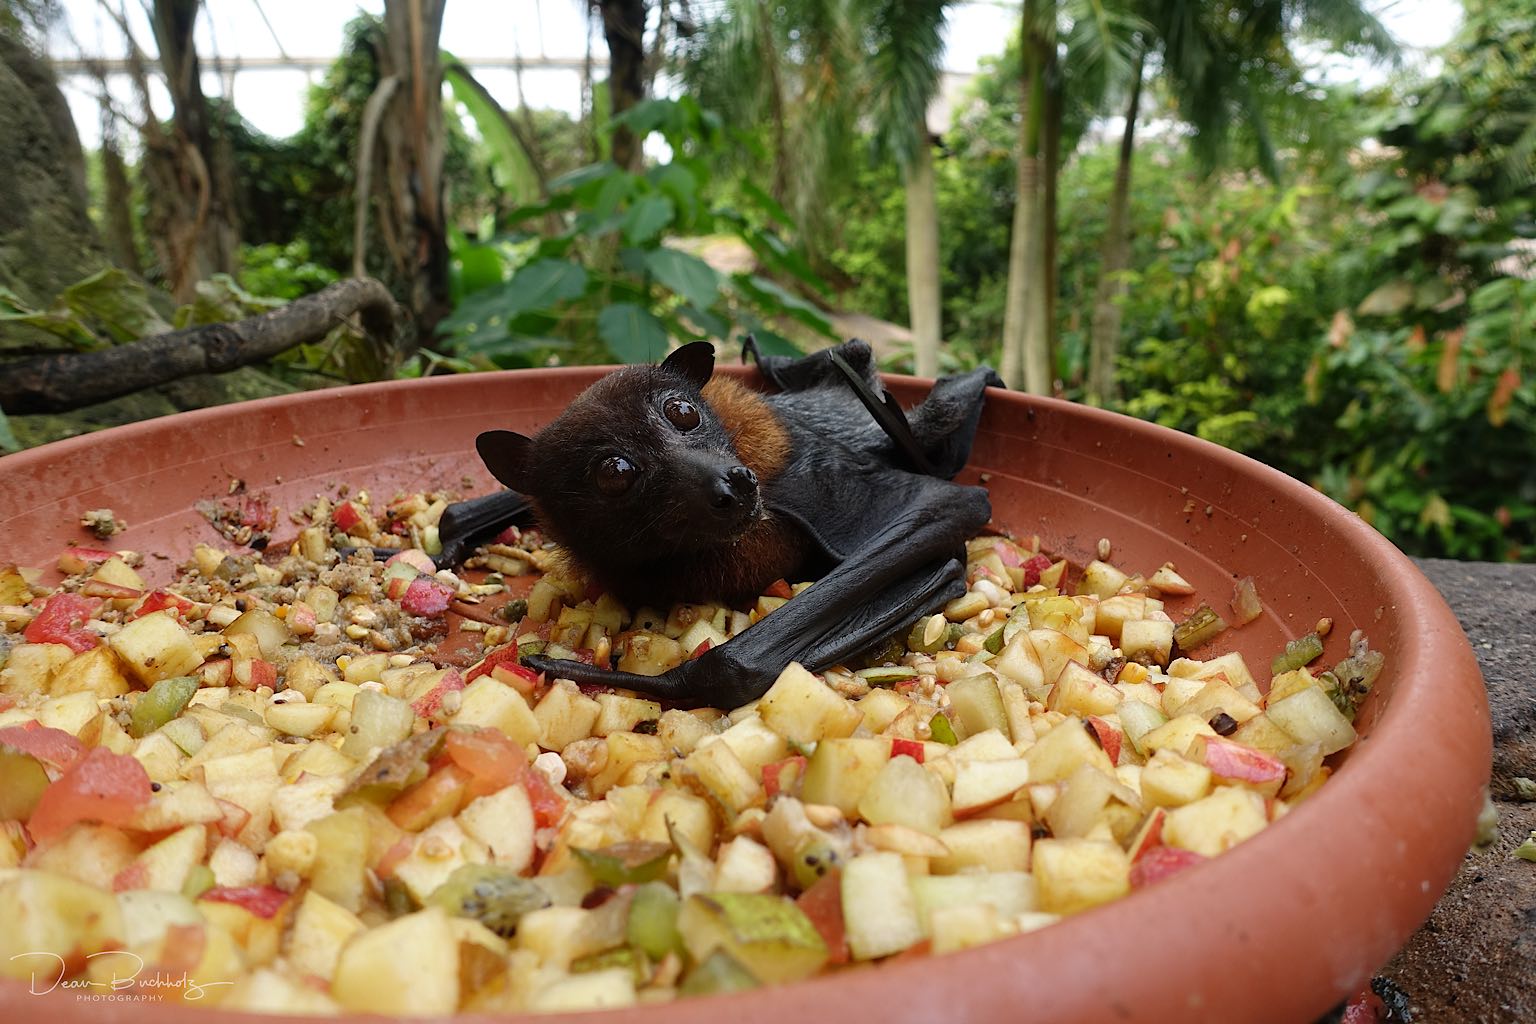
548, 162, 613, 194
598, 303, 668, 364
0, 407, 19, 453
678, 305, 729, 339
645, 249, 720, 311
623, 195, 675, 245
60, 268, 172, 343
748, 329, 801, 358
454, 244, 508, 299
444, 60, 540, 206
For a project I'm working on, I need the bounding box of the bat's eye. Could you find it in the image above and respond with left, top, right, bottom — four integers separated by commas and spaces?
663, 397, 701, 431
595, 456, 638, 494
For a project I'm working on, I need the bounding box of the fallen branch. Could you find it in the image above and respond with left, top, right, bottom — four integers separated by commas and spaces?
0, 278, 397, 415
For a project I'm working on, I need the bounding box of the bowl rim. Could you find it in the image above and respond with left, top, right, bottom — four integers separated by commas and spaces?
0, 367, 1491, 1024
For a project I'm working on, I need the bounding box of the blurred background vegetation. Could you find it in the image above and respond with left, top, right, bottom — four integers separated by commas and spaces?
0, 0, 1531, 563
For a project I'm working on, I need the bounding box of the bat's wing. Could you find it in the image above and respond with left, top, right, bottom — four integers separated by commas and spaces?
432, 489, 537, 568
522, 474, 990, 707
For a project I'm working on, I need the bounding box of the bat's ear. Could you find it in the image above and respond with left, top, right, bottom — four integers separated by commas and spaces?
661, 341, 715, 391
476, 430, 533, 491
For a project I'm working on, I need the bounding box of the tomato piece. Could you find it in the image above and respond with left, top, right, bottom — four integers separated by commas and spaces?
200, 885, 291, 919
443, 728, 523, 795
387, 763, 472, 830
890, 738, 925, 763
23, 593, 102, 652
764, 578, 794, 600
521, 761, 567, 829
401, 576, 455, 617
0, 723, 84, 770
795, 870, 849, 964
27, 746, 152, 840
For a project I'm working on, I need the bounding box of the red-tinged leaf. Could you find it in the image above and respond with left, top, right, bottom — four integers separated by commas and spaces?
890, 738, 925, 763
763, 755, 807, 799
0, 723, 84, 769
1129, 845, 1207, 888
1021, 554, 1053, 588
401, 576, 455, 617
412, 669, 466, 719
796, 870, 849, 964
27, 747, 153, 840
201, 885, 291, 919
23, 593, 102, 652
764, 578, 794, 599
58, 547, 117, 574
1086, 716, 1123, 765
1489, 367, 1520, 427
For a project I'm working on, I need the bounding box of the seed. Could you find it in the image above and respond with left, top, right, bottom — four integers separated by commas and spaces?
1097, 538, 1112, 560
1209, 712, 1239, 736
1315, 617, 1334, 637
922, 614, 946, 647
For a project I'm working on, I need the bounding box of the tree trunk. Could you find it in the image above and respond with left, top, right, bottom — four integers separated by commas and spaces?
598, 0, 648, 171
368, 0, 449, 341
999, 0, 1049, 394
1040, 60, 1062, 386
147, 0, 240, 300
905, 126, 943, 378
1087, 50, 1146, 405
98, 98, 143, 277
0, 34, 109, 311
1, 279, 396, 414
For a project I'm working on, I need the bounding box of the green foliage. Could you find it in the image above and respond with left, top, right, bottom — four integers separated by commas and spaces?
433, 97, 832, 368
239, 242, 338, 302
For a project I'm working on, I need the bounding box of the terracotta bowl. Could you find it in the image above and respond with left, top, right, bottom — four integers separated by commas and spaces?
0, 367, 1491, 1024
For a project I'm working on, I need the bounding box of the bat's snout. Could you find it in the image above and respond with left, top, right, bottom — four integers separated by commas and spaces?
709, 465, 758, 517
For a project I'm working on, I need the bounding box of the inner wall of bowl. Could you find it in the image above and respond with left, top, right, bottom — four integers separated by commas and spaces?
3, 370, 1396, 737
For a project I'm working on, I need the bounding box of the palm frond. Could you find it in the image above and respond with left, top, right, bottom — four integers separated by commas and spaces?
859, 0, 949, 164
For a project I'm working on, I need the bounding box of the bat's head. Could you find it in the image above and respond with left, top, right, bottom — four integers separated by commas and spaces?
476, 342, 764, 573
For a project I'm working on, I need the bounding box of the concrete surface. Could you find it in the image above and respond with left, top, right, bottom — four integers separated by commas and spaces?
1367, 559, 1536, 1023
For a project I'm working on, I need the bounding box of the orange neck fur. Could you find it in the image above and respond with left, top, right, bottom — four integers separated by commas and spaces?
702, 376, 791, 480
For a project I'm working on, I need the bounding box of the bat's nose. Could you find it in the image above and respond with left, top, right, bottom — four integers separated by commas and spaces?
710, 465, 758, 513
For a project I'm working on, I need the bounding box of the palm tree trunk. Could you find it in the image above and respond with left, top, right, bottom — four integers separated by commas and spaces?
905, 125, 942, 378
1000, 0, 1050, 394
1001, 0, 1050, 396
597, 0, 648, 171
1032, 54, 1062, 394
1087, 48, 1145, 404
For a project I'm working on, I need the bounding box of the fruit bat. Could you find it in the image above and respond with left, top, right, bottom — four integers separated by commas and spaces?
437, 339, 1001, 708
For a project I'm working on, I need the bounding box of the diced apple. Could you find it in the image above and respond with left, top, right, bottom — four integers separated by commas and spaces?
1049, 661, 1122, 718
1121, 619, 1175, 666
0, 870, 126, 980
1229, 711, 1298, 756
713, 836, 779, 893
1077, 559, 1129, 599
588, 730, 668, 796
1024, 718, 1114, 783
952, 759, 1033, 816
638, 790, 716, 854
715, 714, 790, 774
534, 682, 602, 752
931, 819, 1031, 874
0, 643, 74, 696
1140, 749, 1214, 808
801, 738, 891, 817
993, 633, 1046, 695
1032, 838, 1131, 915
910, 871, 1036, 934
107, 610, 204, 686
684, 737, 763, 817
1029, 628, 1090, 686
1139, 713, 1219, 757
841, 851, 923, 960
1193, 735, 1287, 795
265, 700, 336, 738
857, 688, 913, 734
1180, 679, 1263, 726
1265, 685, 1357, 755
48, 646, 132, 698
1162, 786, 1269, 857
123, 823, 206, 893
757, 662, 862, 743
331, 907, 459, 1014
593, 693, 662, 737
857, 755, 951, 835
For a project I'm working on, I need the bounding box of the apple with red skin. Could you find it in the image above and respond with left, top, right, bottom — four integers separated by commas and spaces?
331, 501, 367, 535
1127, 806, 1167, 863
412, 669, 466, 718
1129, 844, 1207, 888
1086, 716, 1124, 765
57, 547, 118, 574
133, 589, 196, 621
1199, 735, 1286, 786
385, 549, 436, 575
890, 738, 925, 764
401, 577, 455, 617
81, 579, 142, 601
763, 755, 808, 799
214, 798, 252, 839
